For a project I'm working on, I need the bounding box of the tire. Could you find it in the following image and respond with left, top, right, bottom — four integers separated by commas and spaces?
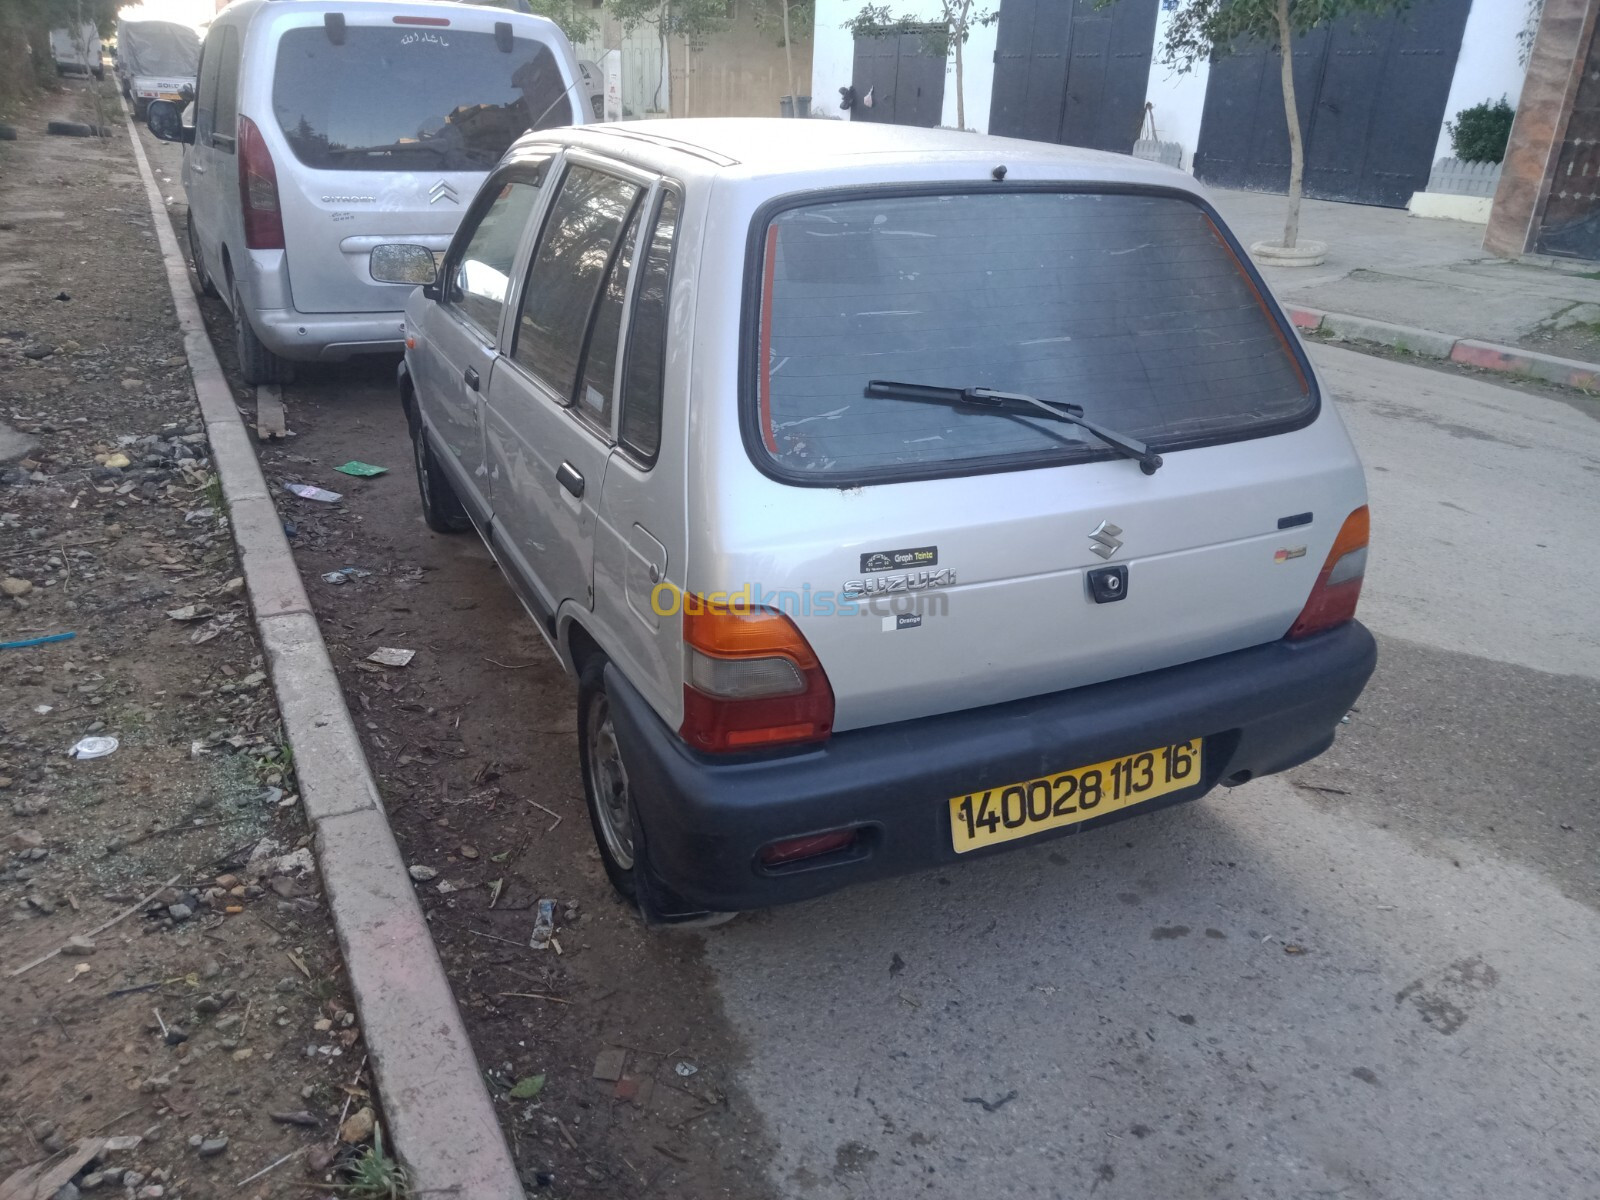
132, 98, 147, 121
187, 211, 218, 298
578, 655, 641, 904
407, 405, 471, 533
46, 121, 95, 138
230, 278, 292, 386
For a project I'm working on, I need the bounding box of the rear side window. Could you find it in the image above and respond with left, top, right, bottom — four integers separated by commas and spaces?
574, 205, 643, 430
272, 26, 574, 172
619, 190, 680, 462
513, 166, 642, 401
212, 28, 241, 148
193, 31, 221, 142
749, 190, 1313, 482
448, 177, 545, 341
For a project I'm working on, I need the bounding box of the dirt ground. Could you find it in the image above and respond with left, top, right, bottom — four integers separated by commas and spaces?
135, 111, 780, 1200
1, 82, 386, 1200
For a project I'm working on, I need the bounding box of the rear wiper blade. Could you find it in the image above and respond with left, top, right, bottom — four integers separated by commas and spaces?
864, 380, 1164, 475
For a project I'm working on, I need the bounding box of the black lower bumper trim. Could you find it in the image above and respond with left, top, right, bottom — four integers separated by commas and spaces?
607, 622, 1376, 914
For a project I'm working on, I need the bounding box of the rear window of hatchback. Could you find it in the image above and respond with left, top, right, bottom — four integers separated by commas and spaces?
744, 187, 1316, 484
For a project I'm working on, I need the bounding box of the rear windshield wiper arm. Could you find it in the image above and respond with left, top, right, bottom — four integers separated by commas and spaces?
865, 380, 1164, 475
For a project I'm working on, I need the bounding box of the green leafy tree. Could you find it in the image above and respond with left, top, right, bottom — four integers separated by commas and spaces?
1447, 97, 1514, 164
474, 0, 601, 45
1141, 0, 1407, 250
843, 2, 995, 131
605, 0, 732, 113
1, 0, 118, 108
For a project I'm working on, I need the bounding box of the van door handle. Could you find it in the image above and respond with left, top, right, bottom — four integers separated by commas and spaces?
463, 366, 480, 391
191, 163, 205, 173
556, 462, 584, 498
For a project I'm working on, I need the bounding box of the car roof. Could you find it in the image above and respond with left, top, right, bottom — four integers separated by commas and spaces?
529, 118, 1195, 191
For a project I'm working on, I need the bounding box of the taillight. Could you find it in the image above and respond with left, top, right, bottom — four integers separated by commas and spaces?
237, 116, 284, 251
1288, 506, 1369, 639
679, 597, 834, 753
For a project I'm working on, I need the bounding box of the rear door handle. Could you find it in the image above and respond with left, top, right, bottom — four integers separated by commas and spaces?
556, 461, 584, 498
463, 366, 480, 391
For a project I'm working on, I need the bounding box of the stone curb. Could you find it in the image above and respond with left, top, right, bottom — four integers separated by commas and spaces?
1285, 304, 1600, 393
122, 108, 525, 1199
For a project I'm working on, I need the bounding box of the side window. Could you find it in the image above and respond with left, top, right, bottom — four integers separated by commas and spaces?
513, 165, 641, 403
618, 190, 679, 463
446, 175, 545, 342
193, 33, 222, 143
212, 28, 241, 149
572, 205, 642, 431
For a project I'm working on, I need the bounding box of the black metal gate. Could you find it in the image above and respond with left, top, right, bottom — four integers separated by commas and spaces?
851, 31, 947, 129
1534, 18, 1600, 259
1193, 0, 1471, 208
989, 0, 1158, 153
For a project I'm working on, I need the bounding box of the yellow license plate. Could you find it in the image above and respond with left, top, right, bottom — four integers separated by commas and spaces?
949, 738, 1204, 853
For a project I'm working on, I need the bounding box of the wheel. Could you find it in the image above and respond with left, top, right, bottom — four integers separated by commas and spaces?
132, 98, 147, 120
579, 655, 641, 903
407, 404, 471, 533
230, 277, 292, 386
187, 211, 218, 298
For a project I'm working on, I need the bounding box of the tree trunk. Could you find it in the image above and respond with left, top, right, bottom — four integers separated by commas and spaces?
781, 1, 796, 110
953, 12, 966, 129
1274, 0, 1303, 249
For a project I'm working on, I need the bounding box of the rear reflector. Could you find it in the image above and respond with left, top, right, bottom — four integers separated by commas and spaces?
759, 829, 858, 867
1288, 505, 1369, 639
237, 116, 284, 251
679, 597, 834, 753
393, 15, 451, 25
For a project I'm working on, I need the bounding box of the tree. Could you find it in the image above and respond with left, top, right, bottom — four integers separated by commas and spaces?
750, 1, 817, 106
843, 2, 995, 131
1146, 0, 1402, 251
1, 0, 118, 107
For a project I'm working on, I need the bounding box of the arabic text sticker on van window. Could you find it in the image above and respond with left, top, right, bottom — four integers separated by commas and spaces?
752, 191, 1312, 481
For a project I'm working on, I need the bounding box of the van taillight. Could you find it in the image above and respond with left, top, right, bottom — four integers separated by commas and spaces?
1288, 506, 1369, 639
679, 599, 834, 753
237, 115, 284, 251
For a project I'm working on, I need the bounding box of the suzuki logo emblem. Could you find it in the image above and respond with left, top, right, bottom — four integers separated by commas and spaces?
1088, 520, 1123, 560
428, 179, 459, 205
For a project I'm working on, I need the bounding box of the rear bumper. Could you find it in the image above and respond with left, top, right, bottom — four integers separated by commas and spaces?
251, 307, 407, 361
607, 622, 1377, 916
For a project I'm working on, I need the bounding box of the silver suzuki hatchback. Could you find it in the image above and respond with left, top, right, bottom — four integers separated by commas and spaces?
399, 119, 1377, 923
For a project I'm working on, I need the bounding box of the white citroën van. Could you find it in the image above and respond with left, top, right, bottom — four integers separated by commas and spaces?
398, 120, 1378, 924
146, 0, 585, 385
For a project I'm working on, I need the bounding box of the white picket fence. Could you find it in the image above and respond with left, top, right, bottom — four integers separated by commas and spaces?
1427, 157, 1502, 198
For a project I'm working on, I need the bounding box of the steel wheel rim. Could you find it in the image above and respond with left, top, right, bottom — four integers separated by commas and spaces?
586, 692, 634, 870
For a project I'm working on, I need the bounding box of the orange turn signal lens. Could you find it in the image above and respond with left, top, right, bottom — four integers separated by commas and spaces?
1288, 506, 1369, 639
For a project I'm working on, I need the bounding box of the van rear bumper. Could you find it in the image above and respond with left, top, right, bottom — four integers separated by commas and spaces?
606, 621, 1377, 918
252, 307, 407, 361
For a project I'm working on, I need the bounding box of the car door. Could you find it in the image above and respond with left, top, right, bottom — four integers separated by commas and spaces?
416, 159, 553, 515
590, 185, 686, 720
184, 25, 225, 274
483, 156, 651, 621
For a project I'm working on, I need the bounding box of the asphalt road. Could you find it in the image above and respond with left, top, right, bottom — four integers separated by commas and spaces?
707, 347, 1600, 1200
141, 118, 1598, 1196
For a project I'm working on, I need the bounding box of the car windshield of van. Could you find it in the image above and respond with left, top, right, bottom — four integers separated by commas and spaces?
750, 190, 1314, 482
272, 26, 573, 172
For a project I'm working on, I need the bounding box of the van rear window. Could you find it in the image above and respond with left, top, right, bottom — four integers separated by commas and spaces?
272, 26, 573, 172
750, 190, 1313, 482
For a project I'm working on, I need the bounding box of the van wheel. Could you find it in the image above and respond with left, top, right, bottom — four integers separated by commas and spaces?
187, 212, 218, 298
230, 278, 291, 386
579, 656, 642, 904
408, 410, 471, 533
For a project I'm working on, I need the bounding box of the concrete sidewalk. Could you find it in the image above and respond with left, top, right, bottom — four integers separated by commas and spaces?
1209, 188, 1600, 377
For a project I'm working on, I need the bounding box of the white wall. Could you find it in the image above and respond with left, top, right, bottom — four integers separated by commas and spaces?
1144, 7, 1210, 171
1434, 0, 1531, 161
